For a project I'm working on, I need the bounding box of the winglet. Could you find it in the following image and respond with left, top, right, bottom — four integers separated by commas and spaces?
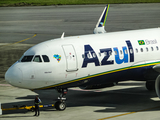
94, 5, 110, 34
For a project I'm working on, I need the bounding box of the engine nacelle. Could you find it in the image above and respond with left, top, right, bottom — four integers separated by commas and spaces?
79, 82, 117, 89
155, 75, 160, 98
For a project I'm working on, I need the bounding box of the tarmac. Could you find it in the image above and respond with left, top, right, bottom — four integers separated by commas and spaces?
0, 4, 160, 120
1, 81, 160, 120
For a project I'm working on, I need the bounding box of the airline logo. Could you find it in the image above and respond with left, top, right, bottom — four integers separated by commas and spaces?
54, 54, 61, 62
82, 40, 134, 68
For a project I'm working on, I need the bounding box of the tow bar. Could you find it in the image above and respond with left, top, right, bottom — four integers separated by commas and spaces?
1, 104, 54, 113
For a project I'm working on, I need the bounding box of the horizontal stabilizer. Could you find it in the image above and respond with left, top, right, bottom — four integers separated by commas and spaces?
94, 5, 110, 34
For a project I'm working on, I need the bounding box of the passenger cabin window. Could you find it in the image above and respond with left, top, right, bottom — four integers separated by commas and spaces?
120, 50, 122, 54
99, 53, 101, 57
156, 46, 159, 50
151, 47, 154, 51
33, 55, 42, 62
146, 47, 148, 52
21, 55, 34, 62
93, 53, 96, 58
125, 49, 127, 54
130, 49, 133, 54
114, 51, 117, 55
87, 53, 90, 58
42, 55, 50, 62
104, 52, 107, 56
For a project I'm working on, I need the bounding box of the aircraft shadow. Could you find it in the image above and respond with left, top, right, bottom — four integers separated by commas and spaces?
1, 82, 160, 115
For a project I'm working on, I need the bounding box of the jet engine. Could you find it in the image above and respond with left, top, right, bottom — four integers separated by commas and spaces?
155, 75, 160, 98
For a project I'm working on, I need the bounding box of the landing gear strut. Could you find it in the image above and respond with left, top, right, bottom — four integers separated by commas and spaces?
55, 88, 68, 111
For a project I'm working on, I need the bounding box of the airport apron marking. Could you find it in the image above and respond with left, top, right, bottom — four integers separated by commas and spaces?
98, 106, 160, 120
2, 34, 37, 47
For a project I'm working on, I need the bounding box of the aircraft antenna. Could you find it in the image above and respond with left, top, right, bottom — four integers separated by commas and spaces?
61, 32, 65, 39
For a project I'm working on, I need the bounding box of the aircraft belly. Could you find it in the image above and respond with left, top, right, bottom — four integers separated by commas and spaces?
30, 60, 160, 90
50, 65, 157, 89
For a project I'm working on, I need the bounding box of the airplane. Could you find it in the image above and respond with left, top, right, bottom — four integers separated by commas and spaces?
5, 5, 160, 111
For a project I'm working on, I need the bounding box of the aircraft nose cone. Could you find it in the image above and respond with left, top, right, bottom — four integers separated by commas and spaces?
5, 66, 23, 87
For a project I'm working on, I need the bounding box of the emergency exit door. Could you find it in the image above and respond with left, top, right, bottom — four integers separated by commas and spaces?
62, 45, 78, 72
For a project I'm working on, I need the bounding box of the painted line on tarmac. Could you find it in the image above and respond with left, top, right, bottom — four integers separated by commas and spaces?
98, 106, 160, 120
1, 34, 37, 47
0, 84, 11, 86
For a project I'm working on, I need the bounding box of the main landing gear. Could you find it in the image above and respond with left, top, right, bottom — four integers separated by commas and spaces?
55, 88, 68, 111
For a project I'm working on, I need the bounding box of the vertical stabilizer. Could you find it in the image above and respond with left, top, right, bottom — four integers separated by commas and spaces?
94, 5, 110, 34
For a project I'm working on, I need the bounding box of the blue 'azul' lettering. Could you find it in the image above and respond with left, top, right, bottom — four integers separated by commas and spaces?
82, 45, 100, 68
100, 48, 114, 65
126, 40, 134, 62
82, 40, 134, 68
113, 47, 128, 64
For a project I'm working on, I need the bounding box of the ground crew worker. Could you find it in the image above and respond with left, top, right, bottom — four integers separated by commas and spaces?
34, 96, 42, 116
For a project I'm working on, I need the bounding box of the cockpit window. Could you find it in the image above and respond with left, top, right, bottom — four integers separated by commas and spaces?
21, 55, 34, 62
42, 55, 50, 62
33, 55, 42, 62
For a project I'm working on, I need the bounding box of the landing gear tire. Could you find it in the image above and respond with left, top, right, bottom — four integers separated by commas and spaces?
55, 88, 68, 111
55, 101, 66, 111
146, 81, 155, 91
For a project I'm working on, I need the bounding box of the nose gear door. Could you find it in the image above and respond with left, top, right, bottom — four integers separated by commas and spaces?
62, 45, 78, 72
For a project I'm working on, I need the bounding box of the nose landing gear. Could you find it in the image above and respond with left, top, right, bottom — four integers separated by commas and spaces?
55, 88, 68, 111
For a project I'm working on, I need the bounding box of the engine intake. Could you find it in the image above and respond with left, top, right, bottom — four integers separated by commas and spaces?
155, 75, 160, 98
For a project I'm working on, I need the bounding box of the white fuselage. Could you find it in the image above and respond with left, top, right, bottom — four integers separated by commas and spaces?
5, 28, 160, 90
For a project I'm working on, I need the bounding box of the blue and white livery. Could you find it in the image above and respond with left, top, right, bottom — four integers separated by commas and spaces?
5, 5, 160, 111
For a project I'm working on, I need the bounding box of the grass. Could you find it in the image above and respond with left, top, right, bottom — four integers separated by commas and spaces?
0, 0, 160, 6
